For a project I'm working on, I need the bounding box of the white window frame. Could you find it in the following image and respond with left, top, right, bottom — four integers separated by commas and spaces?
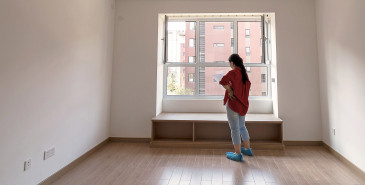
163, 15, 272, 100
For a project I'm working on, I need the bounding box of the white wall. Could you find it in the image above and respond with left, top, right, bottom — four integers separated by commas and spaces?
0, 0, 115, 184
111, 0, 322, 141
316, 0, 365, 172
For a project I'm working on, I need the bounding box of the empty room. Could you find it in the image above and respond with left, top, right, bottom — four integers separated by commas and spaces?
1, 0, 364, 185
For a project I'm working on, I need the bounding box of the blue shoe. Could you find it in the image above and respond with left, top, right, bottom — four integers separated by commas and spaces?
242, 148, 253, 156
226, 152, 243, 162
226, 148, 253, 156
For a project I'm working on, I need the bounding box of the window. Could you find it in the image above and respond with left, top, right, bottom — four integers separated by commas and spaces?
245, 47, 250, 56
164, 15, 271, 98
213, 43, 225, 47
213, 25, 224, 29
188, 56, 195, 63
167, 21, 196, 63
238, 21, 263, 63
189, 22, 195, 30
167, 67, 195, 95
189, 38, 195, 47
261, 74, 266, 83
245, 29, 250, 37
188, 73, 195, 82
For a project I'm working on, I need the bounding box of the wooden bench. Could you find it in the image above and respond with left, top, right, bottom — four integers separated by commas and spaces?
151, 113, 284, 150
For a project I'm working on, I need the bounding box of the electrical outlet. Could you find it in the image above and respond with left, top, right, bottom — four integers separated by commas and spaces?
24, 159, 31, 171
44, 147, 55, 160
333, 128, 336, 135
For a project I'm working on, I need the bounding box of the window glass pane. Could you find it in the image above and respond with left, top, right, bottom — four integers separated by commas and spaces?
199, 22, 234, 63
245, 47, 250, 56
188, 56, 195, 63
189, 39, 195, 47
245, 29, 250, 37
238, 22, 262, 63
198, 67, 231, 95
247, 67, 268, 96
189, 22, 195, 30
168, 21, 196, 63
213, 25, 224, 29
167, 67, 195, 95
188, 73, 195, 82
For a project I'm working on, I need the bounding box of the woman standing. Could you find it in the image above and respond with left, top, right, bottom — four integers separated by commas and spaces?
219, 54, 253, 162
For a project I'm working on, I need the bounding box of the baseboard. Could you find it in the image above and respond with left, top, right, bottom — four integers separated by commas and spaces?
283, 140, 323, 146
109, 137, 151, 143
322, 142, 365, 179
38, 138, 110, 185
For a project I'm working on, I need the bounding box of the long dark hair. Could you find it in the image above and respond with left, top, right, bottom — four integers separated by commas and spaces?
228, 54, 248, 84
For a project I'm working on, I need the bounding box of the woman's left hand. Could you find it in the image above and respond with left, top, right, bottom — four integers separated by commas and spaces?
228, 90, 236, 100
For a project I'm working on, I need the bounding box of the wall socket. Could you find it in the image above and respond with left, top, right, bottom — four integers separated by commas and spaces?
333, 128, 336, 135
44, 147, 55, 160
24, 159, 31, 171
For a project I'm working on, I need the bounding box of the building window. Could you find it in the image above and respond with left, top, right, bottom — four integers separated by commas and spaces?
261, 74, 266, 83
188, 73, 195, 82
213, 25, 224, 29
164, 16, 271, 97
189, 38, 195, 47
213, 43, 225, 47
188, 56, 195, 63
245, 47, 250, 56
245, 29, 250, 37
189, 22, 195, 30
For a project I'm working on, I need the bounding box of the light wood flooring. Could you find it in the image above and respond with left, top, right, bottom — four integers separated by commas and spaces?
51, 143, 365, 185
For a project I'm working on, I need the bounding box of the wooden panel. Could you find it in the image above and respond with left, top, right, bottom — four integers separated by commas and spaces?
150, 140, 284, 150
49, 143, 365, 185
39, 138, 109, 185
153, 113, 283, 123
284, 141, 323, 146
109, 137, 150, 143
247, 123, 281, 141
151, 113, 284, 149
195, 122, 231, 140
154, 121, 193, 140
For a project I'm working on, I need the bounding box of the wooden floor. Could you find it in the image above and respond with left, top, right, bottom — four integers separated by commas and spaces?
51, 143, 365, 185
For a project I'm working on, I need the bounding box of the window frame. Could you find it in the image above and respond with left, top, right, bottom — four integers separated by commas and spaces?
163, 16, 272, 100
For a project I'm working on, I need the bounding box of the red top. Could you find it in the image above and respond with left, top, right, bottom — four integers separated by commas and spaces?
219, 67, 251, 116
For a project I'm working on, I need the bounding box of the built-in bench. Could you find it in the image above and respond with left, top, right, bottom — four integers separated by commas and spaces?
151, 113, 284, 150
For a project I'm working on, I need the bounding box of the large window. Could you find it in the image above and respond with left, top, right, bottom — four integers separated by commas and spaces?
164, 15, 271, 98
